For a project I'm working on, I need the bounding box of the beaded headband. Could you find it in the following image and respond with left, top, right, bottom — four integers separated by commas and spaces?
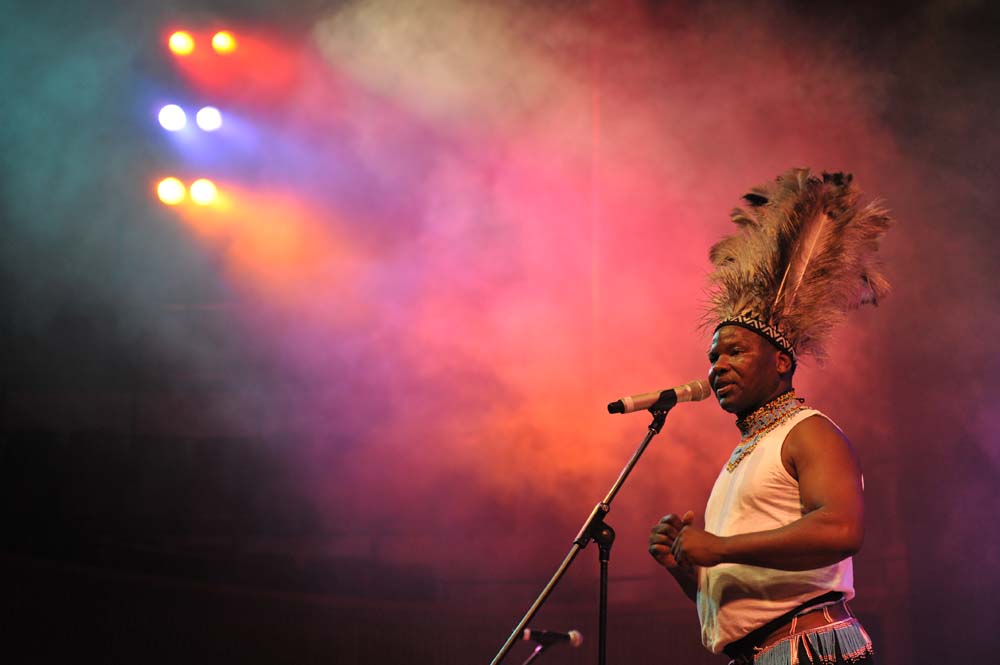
715, 311, 795, 359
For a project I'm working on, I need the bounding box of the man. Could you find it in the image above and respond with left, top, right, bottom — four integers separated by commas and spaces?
648, 169, 889, 664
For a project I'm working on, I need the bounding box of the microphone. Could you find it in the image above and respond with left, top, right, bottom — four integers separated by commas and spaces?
522, 628, 584, 647
607, 378, 711, 414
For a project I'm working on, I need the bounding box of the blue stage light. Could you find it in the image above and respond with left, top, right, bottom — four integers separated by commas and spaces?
196, 106, 223, 132
158, 104, 187, 131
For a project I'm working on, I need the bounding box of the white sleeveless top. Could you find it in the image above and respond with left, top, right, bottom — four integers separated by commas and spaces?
696, 408, 855, 654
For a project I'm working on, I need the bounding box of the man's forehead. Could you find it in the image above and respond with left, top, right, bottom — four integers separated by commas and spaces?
710, 325, 762, 349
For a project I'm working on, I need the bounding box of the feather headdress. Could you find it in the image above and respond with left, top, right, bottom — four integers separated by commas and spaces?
704, 168, 892, 362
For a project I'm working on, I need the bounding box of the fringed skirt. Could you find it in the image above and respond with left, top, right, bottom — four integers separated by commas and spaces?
750, 617, 874, 665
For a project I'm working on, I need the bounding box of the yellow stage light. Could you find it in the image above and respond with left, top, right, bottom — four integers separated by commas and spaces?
168, 31, 195, 56
212, 31, 237, 54
190, 179, 219, 205
157, 177, 187, 205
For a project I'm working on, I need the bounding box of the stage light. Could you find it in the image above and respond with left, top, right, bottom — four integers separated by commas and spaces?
157, 177, 187, 205
168, 31, 195, 56
195, 106, 222, 131
158, 104, 187, 131
190, 178, 219, 205
212, 31, 237, 54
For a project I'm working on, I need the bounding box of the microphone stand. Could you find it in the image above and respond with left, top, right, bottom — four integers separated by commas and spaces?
491, 407, 671, 665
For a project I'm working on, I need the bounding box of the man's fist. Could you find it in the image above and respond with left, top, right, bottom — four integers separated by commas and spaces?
648, 510, 695, 569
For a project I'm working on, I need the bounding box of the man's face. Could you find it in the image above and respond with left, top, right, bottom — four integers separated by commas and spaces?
707, 325, 784, 415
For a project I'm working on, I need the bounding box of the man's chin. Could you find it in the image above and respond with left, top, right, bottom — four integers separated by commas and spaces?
715, 394, 743, 414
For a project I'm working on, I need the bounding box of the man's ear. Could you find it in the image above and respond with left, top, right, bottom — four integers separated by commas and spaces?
775, 350, 794, 376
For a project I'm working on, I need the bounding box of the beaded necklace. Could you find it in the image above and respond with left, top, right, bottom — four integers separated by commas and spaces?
725, 391, 806, 472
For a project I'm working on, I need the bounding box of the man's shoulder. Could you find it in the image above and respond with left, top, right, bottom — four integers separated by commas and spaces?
782, 412, 855, 477
789, 411, 845, 440
786, 412, 852, 450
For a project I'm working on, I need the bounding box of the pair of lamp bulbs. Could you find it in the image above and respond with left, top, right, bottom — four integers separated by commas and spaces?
158, 105, 222, 132
169, 31, 236, 56
157, 178, 219, 206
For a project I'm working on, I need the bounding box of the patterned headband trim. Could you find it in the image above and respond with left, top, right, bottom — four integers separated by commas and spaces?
715, 312, 796, 358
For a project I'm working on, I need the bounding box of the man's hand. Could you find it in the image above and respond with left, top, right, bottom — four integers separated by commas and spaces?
671, 521, 725, 568
649, 510, 702, 602
648, 511, 695, 569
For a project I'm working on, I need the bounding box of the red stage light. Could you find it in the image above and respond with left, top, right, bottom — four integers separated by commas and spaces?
168, 31, 195, 56
212, 31, 237, 54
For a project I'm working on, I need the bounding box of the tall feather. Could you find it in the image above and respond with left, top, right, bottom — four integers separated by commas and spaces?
703, 168, 892, 362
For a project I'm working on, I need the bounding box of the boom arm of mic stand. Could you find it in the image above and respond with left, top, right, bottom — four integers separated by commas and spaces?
490, 408, 671, 665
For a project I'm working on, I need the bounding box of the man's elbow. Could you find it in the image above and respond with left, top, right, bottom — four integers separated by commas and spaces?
837, 521, 864, 558
816, 504, 864, 559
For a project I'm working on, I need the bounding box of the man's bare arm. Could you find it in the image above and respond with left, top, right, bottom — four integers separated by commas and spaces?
673, 416, 865, 571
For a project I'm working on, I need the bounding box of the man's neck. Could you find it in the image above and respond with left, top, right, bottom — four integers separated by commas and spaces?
735, 384, 795, 421
735, 389, 802, 438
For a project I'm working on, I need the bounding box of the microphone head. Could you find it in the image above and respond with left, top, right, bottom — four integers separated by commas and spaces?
677, 378, 712, 403
522, 628, 584, 647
